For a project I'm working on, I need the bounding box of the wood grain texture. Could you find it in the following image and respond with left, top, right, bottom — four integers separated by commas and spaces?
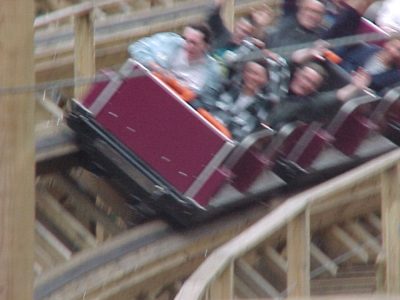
0, 1, 35, 299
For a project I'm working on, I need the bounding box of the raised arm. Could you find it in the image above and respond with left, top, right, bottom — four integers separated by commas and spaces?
336, 68, 372, 102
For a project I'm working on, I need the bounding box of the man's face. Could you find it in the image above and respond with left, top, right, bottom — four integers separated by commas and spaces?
297, 0, 325, 31
182, 27, 208, 61
242, 61, 268, 92
290, 66, 323, 96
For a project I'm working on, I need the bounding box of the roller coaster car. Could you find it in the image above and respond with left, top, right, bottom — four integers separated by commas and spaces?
371, 86, 400, 146
67, 59, 397, 226
68, 60, 278, 225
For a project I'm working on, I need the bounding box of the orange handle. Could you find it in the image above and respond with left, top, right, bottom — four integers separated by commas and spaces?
324, 50, 342, 64
168, 78, 196, 102
198, 108, 232, 139
153, 71, 195, 102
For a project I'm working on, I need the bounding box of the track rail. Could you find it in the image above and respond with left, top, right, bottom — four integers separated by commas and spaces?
35, 197, 280, 299
34, 125, 282, 299
34, 220, 172, 299
34, 126, 398, 299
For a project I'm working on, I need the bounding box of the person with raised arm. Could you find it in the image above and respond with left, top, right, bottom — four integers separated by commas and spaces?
128, 23, 221, 99
267, 61, 371, 128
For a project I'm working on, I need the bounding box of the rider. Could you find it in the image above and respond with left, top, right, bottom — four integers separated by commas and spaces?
128, 23, 221, 97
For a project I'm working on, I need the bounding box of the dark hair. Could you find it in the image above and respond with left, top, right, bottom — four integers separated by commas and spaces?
187, 23, 213, 45
245, 59, 270, 79
303, 61, 328, 81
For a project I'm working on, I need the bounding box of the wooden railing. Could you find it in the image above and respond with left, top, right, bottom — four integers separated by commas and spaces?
33, 0, 279, 94
34, 0, 128, 29
176, 149, 400, 300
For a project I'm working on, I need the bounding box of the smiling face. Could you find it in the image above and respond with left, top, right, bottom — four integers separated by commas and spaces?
242, 61, 268, 94
182, 27, 208, 61
290, 65, 324, 96
297, 0, 325, 31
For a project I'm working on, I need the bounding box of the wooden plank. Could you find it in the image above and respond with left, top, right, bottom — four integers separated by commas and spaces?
35, 229, 64, 267
235, 259, 280, 298
311, 182, 379, 215
68, 169, 140, 226
0, 1, 35, 299
177, 150, 400, 300
233, 275, 259, 298
330, 226, 369, 263
209, 262, 234, 300
74, 11, 95, 99
381, 163, 400, 293
346, 221, 382, 256
35, 243, 55, 273
310, 242, 338, 276
50, 173, 124, 235
38, 201, 271, 300
35, 124, 80, 175
287, 209, 310, 298
376, 251, 386, 293
36, 188, 97, 250
222, 0, 235, 32
35, 221, 72, 261
34, 0, 130, 28
265, 245, 287, 273
366, 213, 382, 231
311, 194, 380, 234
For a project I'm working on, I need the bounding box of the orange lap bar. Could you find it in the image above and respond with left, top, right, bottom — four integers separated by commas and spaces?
153, 72, 196, 102
324, 50, 342, 64
153, 71, 232, 139
197, 108, 232, 139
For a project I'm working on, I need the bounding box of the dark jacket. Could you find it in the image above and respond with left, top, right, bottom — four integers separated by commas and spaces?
197, 79, 274, 140
339, 44, 400, 92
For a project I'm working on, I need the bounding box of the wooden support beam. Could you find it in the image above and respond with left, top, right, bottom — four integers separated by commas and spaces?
222, 0, 235, 32
287, 209, 310, 298
265, 245, 288, 273
235, 259, 281, 298
93, 7, 107, 20
209, 262, 234, 300
68, 169, 139, 226
34, 0, 130, 28
234, 275, 259, 298
310, 243, 338, 276
381, 163, 400, 293
74, 11, 95, 99
376, 251, 386, 293
35, 243, 55, 273
35, 221, 72, 261
346, 221, 382, 256
330, 225, 369, 263
51, 173, 124, 235
36, 188, 97, 250
34, 262, 44, 278
0, 1, 35, 299
366, 213, 382, 231
118, 1, 133, 13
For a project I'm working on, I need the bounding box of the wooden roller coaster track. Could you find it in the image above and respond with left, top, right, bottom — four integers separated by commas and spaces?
34, 121, 400, 299
13, 1, 399, 299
